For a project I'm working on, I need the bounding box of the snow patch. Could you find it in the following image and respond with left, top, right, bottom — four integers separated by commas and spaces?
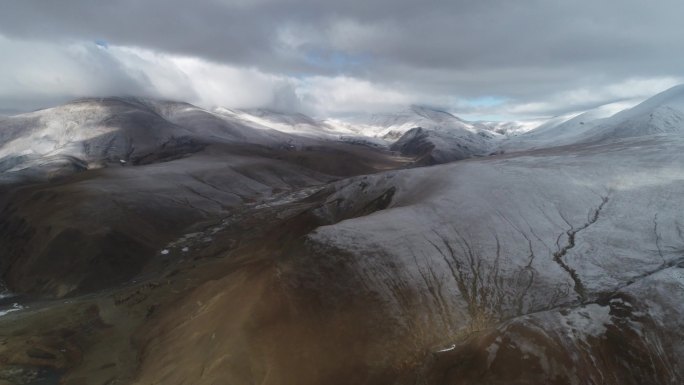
434, 344, 456, 353
560, 303, 612, 338
0, 303, 23, 317
485, 340, 500, 367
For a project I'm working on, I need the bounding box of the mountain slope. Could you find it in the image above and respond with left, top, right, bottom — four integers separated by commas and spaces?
115, 132, 684, 385
502, 101, 636, 150
505, 86, 684, 151
0, 97, 306, 184
279, 134, 684, 384
589, 84, 684, 140
0, 98, 193, 176
0, 98, 410, 297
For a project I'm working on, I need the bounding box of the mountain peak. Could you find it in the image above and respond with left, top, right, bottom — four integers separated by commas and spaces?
612, 84, 684, 120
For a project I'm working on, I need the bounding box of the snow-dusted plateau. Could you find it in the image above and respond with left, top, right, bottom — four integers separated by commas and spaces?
0, 86, 683, 384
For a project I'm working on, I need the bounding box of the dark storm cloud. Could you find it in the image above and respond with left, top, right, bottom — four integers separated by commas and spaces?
1, 0, 683, 117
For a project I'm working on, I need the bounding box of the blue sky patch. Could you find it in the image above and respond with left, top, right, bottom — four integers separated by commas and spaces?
94, 39, 109, 48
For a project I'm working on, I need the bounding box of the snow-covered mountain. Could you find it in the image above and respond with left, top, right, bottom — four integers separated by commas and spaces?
6, 86, 684, 180
326, 106, 504, 163
1, 86, 684, 385
0, 97, 305, 183
0, 97, 407, 296
505, 86, 684, 150
588, 84, 684, 139
297, 132, 684, 384
502, 102, 634, 150
214, 105, 508, 164
125, 94, 684, 384
213, 107, 353, 138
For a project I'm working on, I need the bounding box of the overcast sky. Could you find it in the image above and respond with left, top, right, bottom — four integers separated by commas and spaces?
1, 0, 683, 120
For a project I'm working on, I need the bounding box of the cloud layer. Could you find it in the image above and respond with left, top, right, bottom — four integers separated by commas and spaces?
1, 0, 683, 119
